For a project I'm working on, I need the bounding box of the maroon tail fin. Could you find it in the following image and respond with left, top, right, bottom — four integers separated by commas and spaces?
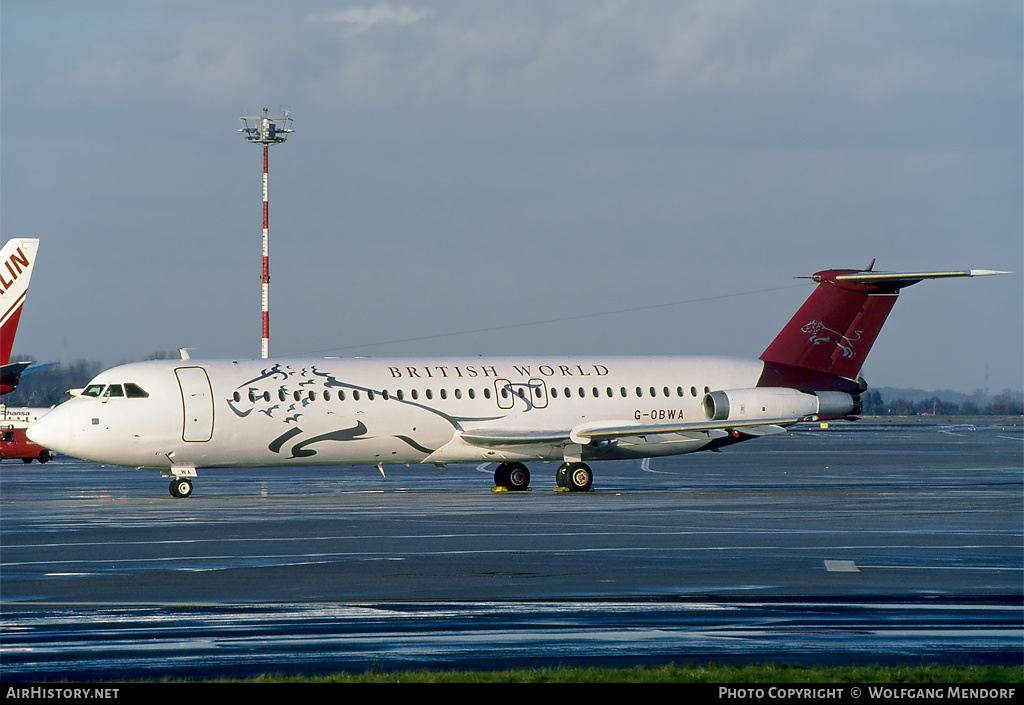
758, 265, 1008, 392
759, 269, 902, 383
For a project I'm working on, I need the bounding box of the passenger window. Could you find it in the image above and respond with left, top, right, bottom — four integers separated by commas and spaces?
468, 388, 476, 399
411, 389, 419, 400
103, 384, 124, 398
294, 391, 302, 401
248, 391, 256, 402
82, 384, 105, 397
621, 387, 627, 397
663, 387, 670, 397
454, 389, 462, 399
324, 390, 332, 401
677, 386, 684, 397
233, 392, 241, 402
426, 389, 433, 400
636, 387, 643, 397
440, 389, 448, 400
382, 390, 390, 400
483, 388, 491, 399
397, 390, 404, 400
550, 388, 558, 399
124, 383, 149, 398
339, 390, 346, 401
353, 390, 361, 401
367, 390, 375, 400
279, 390, 287, 402
691, 386, 697, 397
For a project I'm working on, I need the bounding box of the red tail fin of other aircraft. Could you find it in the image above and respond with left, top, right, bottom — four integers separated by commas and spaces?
0, 238, 40, 394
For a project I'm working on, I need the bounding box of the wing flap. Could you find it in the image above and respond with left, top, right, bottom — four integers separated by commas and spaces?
460, 429, 574, 446
459, 417, 805, 448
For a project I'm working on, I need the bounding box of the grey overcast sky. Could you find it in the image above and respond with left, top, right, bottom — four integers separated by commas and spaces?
2, 1, 1021, 393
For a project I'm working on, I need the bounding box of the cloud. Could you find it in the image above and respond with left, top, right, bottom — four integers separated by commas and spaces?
12, 2, 1019, 119
307, 4, 434, 34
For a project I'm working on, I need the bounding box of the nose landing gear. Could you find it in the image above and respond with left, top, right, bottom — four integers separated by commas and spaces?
169, 477, 193, 498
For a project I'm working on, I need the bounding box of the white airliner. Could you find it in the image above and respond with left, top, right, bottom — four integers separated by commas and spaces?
28, 265, 1006, 497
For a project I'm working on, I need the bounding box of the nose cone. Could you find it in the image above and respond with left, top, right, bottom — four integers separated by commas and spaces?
27, 406, 72, 454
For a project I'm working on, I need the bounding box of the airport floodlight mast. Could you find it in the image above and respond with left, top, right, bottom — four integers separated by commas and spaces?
238, 108, 293, 359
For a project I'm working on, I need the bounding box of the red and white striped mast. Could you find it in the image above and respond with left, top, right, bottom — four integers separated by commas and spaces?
239, 108, 293, 359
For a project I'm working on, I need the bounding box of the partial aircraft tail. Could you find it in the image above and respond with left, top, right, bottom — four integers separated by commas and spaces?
0, 238, 40, 393
758, 263, 1008, 391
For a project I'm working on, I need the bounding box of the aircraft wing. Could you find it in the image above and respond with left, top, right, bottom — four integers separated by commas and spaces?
460, 417, 806, 448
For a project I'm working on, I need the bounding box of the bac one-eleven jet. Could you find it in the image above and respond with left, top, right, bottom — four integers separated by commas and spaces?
29, 264, 1006, 497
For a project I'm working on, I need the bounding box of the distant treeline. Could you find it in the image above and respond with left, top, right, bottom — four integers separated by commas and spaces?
2, 353, 177, 408
859, 389, 1023, 417
2, 359, 105, 407
3, 354, 1023, 417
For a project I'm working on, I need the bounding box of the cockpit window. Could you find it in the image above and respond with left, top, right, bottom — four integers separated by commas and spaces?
82, 384, 105, 397
124, 383, 149, 398
103, 384, 124, 398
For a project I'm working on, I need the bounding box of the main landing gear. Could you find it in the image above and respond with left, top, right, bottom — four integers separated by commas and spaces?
492, 461, 594, 492
493, 462, 531, 491
169, 477, 193, 498
556, 462, 593, 492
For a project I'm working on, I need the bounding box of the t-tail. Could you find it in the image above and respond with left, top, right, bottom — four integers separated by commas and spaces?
0, 238, 40, 395
757, 262, 1009, 394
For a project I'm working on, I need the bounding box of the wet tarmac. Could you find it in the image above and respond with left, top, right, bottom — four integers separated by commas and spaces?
1, 419, 1021, 680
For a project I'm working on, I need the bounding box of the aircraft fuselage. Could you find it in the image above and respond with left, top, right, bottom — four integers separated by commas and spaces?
35, 355, 771, 471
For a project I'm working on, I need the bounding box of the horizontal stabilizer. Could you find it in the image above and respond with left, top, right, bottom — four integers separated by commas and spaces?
835, 269, 1010, 285
0, 361, 32, 388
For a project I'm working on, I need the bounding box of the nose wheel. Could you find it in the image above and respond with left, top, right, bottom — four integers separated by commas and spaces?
169, 477, 193, 498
